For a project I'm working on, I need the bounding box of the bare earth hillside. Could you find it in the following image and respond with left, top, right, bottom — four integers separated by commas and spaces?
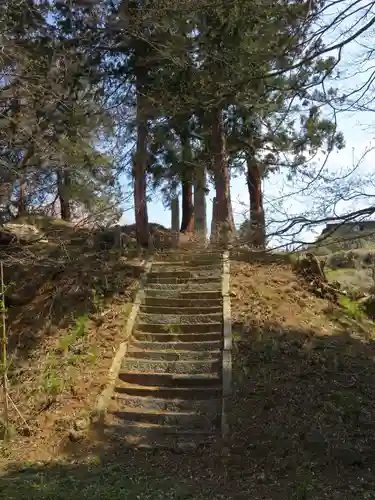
1, 247, 375, 499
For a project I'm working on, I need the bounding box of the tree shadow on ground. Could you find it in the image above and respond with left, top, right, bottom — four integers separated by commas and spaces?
2, 319, 375, 499
230, 318, 375, 499
0, 446, 227, 500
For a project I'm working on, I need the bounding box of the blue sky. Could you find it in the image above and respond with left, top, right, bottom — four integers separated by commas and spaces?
120, 3, 375, 247
120, 90, 375, 246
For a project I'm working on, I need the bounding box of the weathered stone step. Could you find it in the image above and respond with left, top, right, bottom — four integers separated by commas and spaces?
146, 276, 221, 285
153, 252, 222, 263
136, 321, 223, 335
139, 305, 222, 315
119, 371, 220, 388
133, 331, 222, 343
102, 421, 217, 449
123, 358, 220, 374
114, 383, 222, 400
144, 290, 222, 300
145, 283, 221, 292
127, 348, 221, 361
148, 269, 221, 279
151, 262, 219, 271
143, 297, 222, 308
111, 408, 220, 430
129, 339, 222, 351
137, 313, 222, 324
114, 394, 222, 413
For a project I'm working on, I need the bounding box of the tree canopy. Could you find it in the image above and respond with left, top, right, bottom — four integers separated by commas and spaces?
0, 0, 374, 246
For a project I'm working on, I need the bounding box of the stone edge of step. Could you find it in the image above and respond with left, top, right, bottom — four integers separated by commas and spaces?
93, 258, 154, 422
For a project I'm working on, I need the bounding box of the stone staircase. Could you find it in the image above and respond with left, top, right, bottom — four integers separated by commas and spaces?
105, 250, 226, 450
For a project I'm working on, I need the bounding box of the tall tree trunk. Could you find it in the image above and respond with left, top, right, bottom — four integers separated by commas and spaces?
180, 135, 194, 233
211, 107, 235, 244
17, 178, 27, 217
194, 165, 207, 240
57, 168, 71, 221
246, 155, 265, 248
170, 195, 180, 232
180, 178, 194, 233
227, 175, 236, 233
133, 70, 150, 247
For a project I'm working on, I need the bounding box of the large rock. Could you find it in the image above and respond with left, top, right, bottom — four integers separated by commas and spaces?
1, 223, 47, 244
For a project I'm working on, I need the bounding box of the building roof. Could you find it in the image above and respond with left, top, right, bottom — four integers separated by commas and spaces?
321, 220, 375, 234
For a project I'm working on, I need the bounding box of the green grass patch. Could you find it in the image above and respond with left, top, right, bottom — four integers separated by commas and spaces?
339, 295, 365, 321
325, 268, 354, 278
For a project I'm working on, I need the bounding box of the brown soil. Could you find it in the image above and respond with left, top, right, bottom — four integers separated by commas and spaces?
229, 260, 375, 498
0, 233, 143, 465
1, 253, 375, 499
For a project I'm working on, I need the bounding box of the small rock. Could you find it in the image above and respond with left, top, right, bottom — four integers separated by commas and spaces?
230, 291, 237, 298
3, 223, 46, 243
68, 429, 86, 442
74, 418, 90, 431
19, 426, 32, 437
70, 345, 84, 355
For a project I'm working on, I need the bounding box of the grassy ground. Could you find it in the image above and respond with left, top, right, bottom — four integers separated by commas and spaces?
2, 250, 375, 498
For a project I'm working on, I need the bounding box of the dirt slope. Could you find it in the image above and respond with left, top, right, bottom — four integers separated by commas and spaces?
0, 222, 144, 464
229, 259, 375, 498
1, 254, 375, 499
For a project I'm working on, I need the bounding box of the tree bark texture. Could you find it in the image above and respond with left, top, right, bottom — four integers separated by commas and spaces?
180, 135, 194, 233
211, 107, 235, 244
246, 155, 265, 248
57, 168, 71, 221
133, 69, 150, 247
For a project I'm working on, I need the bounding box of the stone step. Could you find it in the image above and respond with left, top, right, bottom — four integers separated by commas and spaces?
119, 371, 221, 388
102, 421, 217, 450
114, 383, 222, 400
153, 253, 222, 263
146, 275, 221, 285
113, 394, 222, 413
123, 358, 220, 374
127, 348, 221, 361
137, 313, 222, 325
148, 269, 221, 279
151, 262, 220, 271
129, 339, 222, 351
139, 305, 222, 315
133, 331, 222, 343
111, 408, 220, 430
144, 290, 222, 300
135, 322, 222, 333
143, 297, 222, 308
145, 283, 221, 292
